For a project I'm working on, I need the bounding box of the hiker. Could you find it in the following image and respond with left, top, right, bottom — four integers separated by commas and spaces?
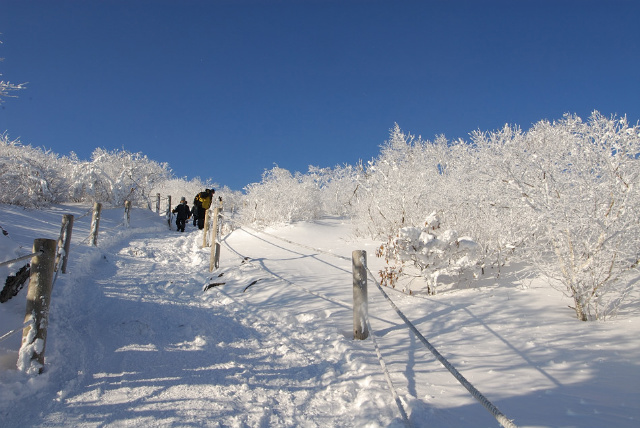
172, 197, 190, 232
193, 188, 214, 230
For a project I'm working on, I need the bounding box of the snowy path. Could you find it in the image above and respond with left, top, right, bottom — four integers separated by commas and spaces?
1, 205, 639, 428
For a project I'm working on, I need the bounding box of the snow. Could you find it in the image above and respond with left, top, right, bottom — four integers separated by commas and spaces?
0, 203, 639, 428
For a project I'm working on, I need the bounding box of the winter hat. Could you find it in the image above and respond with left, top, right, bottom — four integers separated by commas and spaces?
180, 196, 186, 202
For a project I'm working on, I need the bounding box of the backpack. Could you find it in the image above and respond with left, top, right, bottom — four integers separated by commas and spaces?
196, 192, 212, 210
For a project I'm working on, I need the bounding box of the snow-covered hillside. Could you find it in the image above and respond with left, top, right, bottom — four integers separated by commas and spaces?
1, 203, 638, 427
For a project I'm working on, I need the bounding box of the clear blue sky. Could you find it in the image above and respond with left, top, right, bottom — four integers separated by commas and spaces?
1, 0, 639, 191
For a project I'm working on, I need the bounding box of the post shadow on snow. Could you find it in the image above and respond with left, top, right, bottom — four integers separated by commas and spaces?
382, 323, 640, 427
368, 293, 564, 417
369, 264, 573, 390
377, 324, 509, 428
367, 286, 640, 428
405, 362, 640, 428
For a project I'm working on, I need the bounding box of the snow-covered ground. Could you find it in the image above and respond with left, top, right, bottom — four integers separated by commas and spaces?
0, 203, 638, 428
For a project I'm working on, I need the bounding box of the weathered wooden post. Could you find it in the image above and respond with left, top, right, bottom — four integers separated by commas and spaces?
55, 214, 74, 274
155, 193, 161, 214
166, 195, 172, 229
89, 202, 102, 246
352, 250, 369, 340
18, 238, 56, 374
202, 209, 211, 247
124, 200, 132, 228
209, 207, 221, 271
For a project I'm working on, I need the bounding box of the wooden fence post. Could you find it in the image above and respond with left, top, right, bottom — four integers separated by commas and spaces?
156, 193, 161, 214
202, 209, 211, 247
166, 195, 172, 228
56, 214, 74, 274
124, 200, 132, 228
209, 207, 221, 271
89, 202, 102, 246
352, 250, 369, 340
19, 238, 56, 374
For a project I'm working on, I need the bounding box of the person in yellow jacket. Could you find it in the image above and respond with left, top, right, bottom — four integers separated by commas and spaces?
194, 188, 214, 229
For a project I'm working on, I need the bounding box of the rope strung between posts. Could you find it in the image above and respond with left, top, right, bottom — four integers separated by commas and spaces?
0, 249, 43, 268
227, 219, 351, 262
51, 247, 67, 289
74, 207, 95, 221
0, 321, 29, 344
221, 229, 352, 309
100, 221, 125, 234
1, 206, 130, 345
364, 265, 518, 428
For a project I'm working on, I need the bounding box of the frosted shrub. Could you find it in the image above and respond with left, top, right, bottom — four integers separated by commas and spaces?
377, 212, 481, 295
77, 148, 171, 206
240, 166, 322, 227
0, 135, 60, 207
0, 53, 25, 101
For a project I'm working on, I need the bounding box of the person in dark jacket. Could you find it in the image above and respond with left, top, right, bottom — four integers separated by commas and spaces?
172, 197, 190, 232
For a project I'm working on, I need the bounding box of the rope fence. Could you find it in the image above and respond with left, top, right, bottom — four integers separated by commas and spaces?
0, 321, 29, 344
0, 250, 43, 268
224, 222, 518, 428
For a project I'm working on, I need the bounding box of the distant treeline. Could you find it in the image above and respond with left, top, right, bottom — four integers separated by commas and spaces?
3, 111, 639, 320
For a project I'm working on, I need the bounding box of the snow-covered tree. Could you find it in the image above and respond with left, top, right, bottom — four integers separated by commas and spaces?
377, 211, 481, 295
0, 140, 172, 208
0, 135, 62, 207
350, 125, 438, 238
474, 112, 640, 320
0, 41, 25, 102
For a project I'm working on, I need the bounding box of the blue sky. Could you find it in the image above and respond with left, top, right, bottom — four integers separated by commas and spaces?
1, 0, 639, 191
